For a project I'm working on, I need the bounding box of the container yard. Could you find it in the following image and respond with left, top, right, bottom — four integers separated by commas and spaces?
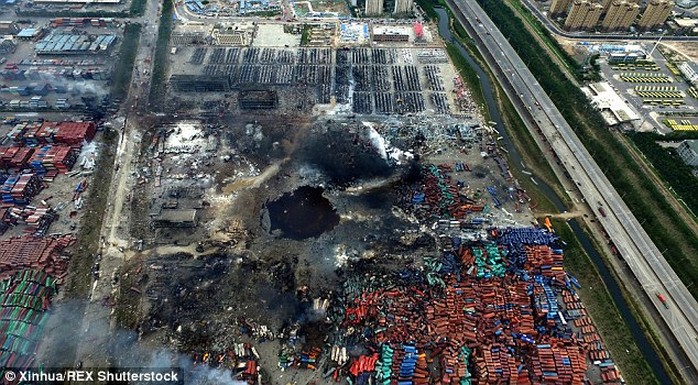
0, 4, 635, 385
0, 17, 126, 112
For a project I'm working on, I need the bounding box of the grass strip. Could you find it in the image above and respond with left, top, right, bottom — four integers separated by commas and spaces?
111, 24, 141, 101
149, 0, 175, 110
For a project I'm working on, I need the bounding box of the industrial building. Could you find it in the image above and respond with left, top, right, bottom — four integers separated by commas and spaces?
35, 34, 117, 55
550, 0, 573, 16
564, 0, 603, 31
211, 24, 255, 46
364, 0, 384, 16
16, 28, 43, 41
638, 0, 674, 30
373, 26, 410, 42
668, 18, 698, 35
601, 0, 640, 31
0, 21, 19, 35
152, 209, 198, 228
679, 62, 698, 86
170, 75, 232, 92
393, 0, 413, 14
599, 0, 639, 12
171, 24, 213, 46
238, 90, 278, 109
677, 140, 698, 167
0, 40, 16, 55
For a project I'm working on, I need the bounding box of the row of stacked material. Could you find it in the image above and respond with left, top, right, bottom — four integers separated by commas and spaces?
349, 353, 378, 385
0, 68, 108, 81
0, 145, 79, 177
1, 207, 56, 235
0, 235, 75, 282
327, 229, 624, 384
8, 120, 96, 146
0, 270, 56, 370
474, 343, 531, 384
28, 145, 79, 178
0, 147, 34, 172
471, 242, 506, 279
531, 277, 560, 324
1, 173, 43, 205
16, 58, 100, 67
523, 245, 566, 282
50, 18, 113, 27
191, 343, 260, 383
528, 341, 586, 385
405, 164, 487, 220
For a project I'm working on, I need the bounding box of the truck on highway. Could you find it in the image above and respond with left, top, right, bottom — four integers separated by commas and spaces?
656, 292, 669, 309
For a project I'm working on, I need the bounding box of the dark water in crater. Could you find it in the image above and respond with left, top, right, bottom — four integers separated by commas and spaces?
267, 186, 340, 240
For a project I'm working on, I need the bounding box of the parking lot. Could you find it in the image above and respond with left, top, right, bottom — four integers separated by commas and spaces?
619, 72, 671, 83
599, 45, 698, 132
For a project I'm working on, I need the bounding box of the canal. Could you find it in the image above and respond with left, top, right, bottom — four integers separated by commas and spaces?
433, 6, 671, 383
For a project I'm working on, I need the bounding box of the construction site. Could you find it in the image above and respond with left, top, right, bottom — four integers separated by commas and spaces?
0, 7, 629, 385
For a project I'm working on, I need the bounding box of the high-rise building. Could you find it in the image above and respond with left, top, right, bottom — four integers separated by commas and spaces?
364, 0, 384, 16
638, 0, 674, 30
550, 0, 574, 16
601, 0, 640, 31
564, 0, 603, 30
393, 0, 413, 14
600, 0, 639, 12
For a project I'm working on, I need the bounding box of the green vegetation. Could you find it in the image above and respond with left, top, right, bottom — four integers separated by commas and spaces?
300, 24, 311, 46
149, 0, 175, 110
629, 133, 698, 217
64, 129, 117, 299
476, 0, 698, 299
130, 0, 147, 16
502, 0, 582, 80
552, 219, 660, 385
663, 130, 698, 141
111, 24, 141, 101
415, 0, 439, 20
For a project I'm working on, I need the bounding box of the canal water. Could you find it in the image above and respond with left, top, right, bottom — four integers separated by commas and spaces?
433, 7, 671, 383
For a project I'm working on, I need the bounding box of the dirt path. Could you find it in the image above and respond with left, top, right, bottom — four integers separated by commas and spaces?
74, 0, 163, 367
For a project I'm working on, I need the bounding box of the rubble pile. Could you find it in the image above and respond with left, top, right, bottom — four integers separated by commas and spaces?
191, 342, 261, 384
1, 207, 56, 235
401, 164, 486, 222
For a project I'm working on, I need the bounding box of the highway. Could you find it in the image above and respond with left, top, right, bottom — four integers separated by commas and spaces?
447, 0, 698, 379
518, 0, 698, 42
